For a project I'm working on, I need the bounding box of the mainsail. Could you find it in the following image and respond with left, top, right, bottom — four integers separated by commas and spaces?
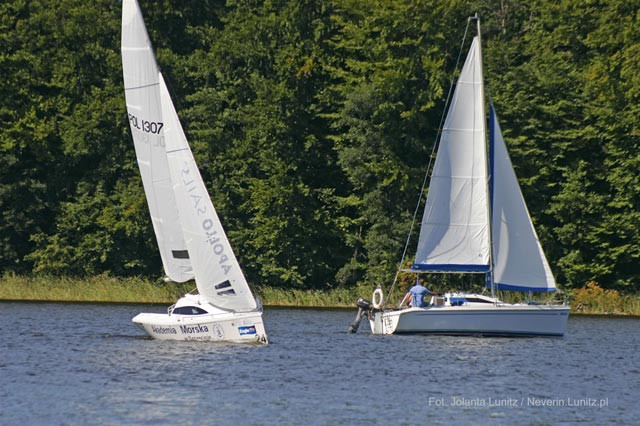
490, 106, 556, 291
159, 76, 257, 311
121, 0, 193, 282
413, 36, 490, 272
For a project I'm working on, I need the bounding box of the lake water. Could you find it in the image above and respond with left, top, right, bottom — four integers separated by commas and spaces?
1, 302, 638, 425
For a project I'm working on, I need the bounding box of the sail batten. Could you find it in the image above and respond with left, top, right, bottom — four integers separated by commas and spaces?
124, 83, 160, 91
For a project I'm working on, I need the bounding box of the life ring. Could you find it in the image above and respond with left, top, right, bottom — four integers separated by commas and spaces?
372, 288, 384, 309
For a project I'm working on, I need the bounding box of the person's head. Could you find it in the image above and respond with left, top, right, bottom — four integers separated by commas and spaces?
418, 278, 424, 285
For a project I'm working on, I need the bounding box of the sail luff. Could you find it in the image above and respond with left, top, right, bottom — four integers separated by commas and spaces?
158, 75, 258, 311
121, 0, 193, 282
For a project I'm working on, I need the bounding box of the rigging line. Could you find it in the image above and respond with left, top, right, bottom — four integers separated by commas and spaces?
385, 17, 473, 305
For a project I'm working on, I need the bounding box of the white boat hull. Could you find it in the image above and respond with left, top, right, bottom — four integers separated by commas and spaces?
369, 305, 569, 337
132, 311, 268, 344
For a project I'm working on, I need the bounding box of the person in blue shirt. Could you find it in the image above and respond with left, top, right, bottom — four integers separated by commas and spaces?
401, 278, 431, 308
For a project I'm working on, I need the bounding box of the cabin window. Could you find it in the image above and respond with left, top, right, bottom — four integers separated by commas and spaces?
464, 298, 493, 304
172, 306, 208, 315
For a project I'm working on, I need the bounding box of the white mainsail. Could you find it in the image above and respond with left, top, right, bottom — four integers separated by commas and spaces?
121, 0, 193, 282
413, 36, 490, 271
490, 106, 556, 291
159, 76, 258, 311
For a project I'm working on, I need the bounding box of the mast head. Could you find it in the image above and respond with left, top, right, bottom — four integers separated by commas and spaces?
469, 13, 481, 37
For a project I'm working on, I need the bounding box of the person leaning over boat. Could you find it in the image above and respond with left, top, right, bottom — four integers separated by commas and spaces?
401, 278, 431, 308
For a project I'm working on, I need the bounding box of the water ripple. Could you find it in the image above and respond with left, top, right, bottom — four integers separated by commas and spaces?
0, 303, 637, 425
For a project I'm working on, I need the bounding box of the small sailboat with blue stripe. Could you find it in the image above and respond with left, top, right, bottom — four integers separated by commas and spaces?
350, 15, 569, 337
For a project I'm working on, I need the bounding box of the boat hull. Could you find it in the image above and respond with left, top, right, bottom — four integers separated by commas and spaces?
132, 311, 268, 344
369, 305, 569, 337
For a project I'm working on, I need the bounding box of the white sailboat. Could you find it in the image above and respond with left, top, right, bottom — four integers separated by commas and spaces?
353, 16, 569, 337
122, 0, 268, 343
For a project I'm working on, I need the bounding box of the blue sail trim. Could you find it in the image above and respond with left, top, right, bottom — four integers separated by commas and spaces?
411, 264, 490, 272
488, 282, 557, 292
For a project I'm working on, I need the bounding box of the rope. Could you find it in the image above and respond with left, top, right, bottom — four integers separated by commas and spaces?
384, 18, 474, 306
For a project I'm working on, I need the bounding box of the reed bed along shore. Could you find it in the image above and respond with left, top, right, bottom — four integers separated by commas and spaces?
1, 275, 639, 316
0, 275, 193, 304
0, 274, 370, 308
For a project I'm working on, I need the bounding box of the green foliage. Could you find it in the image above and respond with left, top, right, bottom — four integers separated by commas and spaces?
177, 0, 349, 288
1, 0, 639, 294
325, 0, 454, 287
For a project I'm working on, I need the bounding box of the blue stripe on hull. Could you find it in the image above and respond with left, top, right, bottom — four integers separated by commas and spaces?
410, 311, 568, 316
394, 330, 564, 337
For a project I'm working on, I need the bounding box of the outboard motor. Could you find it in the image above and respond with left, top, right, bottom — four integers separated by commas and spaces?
356, 297, 371, 310
348, 298, 372, 333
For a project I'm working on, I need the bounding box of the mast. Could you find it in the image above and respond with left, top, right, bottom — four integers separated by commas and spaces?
472, 13, 496, 299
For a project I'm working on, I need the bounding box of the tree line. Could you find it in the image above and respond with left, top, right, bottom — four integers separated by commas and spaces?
1, 0, 639, 292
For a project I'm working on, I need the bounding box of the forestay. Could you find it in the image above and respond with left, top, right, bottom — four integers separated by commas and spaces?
413, 36, 490, 272
121, 0, 193, 282
159, 76, 257, 312
490, 106, 556, 291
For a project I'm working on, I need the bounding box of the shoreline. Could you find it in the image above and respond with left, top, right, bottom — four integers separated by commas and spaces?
1, 275, 639, 317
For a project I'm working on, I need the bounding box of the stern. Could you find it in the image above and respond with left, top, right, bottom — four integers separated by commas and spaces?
369, 311, 397, 335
